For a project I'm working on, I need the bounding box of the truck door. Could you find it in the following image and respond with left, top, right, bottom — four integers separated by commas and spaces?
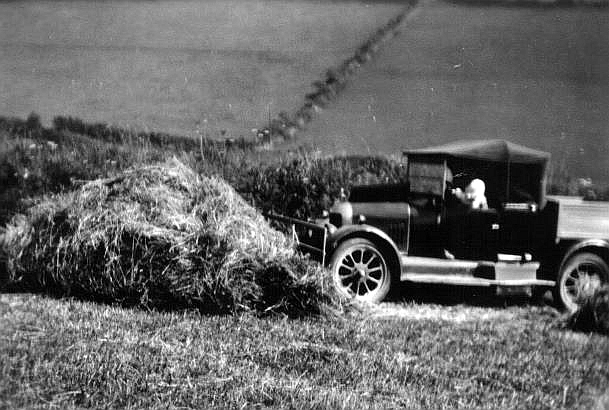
407, 194, 443, 257
445, 207, 499, 261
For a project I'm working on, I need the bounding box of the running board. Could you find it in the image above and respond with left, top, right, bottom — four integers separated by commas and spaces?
399, 255, 555, 287
400, 273, 555, 287
400, 256, 480, 275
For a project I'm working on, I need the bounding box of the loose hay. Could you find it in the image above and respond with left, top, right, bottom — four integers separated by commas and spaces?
567, 285, 609, 335
0, 159, 338, 316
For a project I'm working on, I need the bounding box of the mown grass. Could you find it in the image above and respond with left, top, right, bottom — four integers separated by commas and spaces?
1, 293, 608, 409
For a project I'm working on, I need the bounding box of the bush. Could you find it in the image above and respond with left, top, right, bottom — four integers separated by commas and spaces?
1, 115, 408, 228
232, 154, 406, 220
567, 285, 609, 335
1, 160, 339, 316
0, 118, 181, 225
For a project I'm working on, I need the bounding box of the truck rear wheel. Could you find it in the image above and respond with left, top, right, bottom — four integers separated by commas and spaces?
554, 252, 609, 312
330, 238, 391, 303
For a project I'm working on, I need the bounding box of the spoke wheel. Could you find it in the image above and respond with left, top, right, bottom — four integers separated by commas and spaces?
330, 238, 391, 303
555, 253, 609, 312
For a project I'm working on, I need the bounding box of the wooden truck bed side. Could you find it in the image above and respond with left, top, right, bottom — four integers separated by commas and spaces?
548, 196, 609, 240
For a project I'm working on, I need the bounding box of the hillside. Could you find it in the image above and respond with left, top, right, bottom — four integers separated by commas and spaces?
0, 0, 403, 138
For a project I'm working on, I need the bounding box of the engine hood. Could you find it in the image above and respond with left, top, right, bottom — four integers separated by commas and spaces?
330, 200, 410, 226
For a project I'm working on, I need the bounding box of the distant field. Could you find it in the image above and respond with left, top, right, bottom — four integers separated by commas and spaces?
295, 0, 609, 182
0, 0, 403, 138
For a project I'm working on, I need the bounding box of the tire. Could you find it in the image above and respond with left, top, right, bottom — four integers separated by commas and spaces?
554, 252, 609, 312
329, 238, 392, 303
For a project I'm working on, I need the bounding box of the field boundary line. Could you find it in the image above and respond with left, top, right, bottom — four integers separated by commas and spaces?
256, 0, 420, 146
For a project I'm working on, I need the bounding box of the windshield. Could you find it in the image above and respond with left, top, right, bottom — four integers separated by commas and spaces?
408, 161, 447, 196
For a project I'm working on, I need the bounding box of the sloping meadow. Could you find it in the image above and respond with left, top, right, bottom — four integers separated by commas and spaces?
0, 160, 340, 316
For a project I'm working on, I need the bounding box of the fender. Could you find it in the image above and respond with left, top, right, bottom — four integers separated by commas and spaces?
326, 224, 401, 271
558, 238, 609, 273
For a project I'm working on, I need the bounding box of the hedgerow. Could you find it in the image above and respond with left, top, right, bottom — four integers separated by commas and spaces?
0, 115, 407, 226
232, 154, 406, 219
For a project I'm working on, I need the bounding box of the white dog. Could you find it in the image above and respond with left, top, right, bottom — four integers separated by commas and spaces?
452, 179, 488, 210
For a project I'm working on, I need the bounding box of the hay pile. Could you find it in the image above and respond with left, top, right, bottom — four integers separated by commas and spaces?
567, 285, 609, 335
0, 160, 338, 315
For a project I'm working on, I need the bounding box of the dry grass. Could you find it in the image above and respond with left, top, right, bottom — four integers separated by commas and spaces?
567, 285, 609, 335
0, 159, 338, 315
1, 293, 608, 409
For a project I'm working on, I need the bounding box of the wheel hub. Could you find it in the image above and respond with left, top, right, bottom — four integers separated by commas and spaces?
355, 265, 367, 279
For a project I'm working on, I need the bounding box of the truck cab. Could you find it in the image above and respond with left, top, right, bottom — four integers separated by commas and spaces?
321, 140, 609, 311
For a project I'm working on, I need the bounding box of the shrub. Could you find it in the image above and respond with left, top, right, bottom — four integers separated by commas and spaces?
25, 112, 42, 134
0, 114, 411, 228
229, 154, 406, 220
566, 285, 609, 335
0, 118, 182, 225
1, 160, 339, 316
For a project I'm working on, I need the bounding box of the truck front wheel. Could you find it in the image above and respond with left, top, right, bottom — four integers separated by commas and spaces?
555, 252, 609, 312
329, 238, 391, 303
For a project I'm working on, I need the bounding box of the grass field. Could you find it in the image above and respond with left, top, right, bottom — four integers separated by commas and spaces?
1, 292, 608, 409
0, 0, 403, 139
295, 0, 609, 182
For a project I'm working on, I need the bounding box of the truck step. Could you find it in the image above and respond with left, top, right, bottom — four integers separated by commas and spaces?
399, 255, 481, 276
399, 255, 555, 287
400, 273, 554, 287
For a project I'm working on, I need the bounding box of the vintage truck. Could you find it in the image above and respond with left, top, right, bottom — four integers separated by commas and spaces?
271, 140, 609, 311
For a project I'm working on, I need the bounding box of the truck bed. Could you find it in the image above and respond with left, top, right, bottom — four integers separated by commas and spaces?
548, 196, 609, 240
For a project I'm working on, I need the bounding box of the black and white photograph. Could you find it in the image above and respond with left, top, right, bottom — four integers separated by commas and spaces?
1, 0, 608, 408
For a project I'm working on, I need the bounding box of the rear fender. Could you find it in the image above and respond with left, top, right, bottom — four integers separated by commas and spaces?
327, 224, 401, 276
558, 239, 609, 273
